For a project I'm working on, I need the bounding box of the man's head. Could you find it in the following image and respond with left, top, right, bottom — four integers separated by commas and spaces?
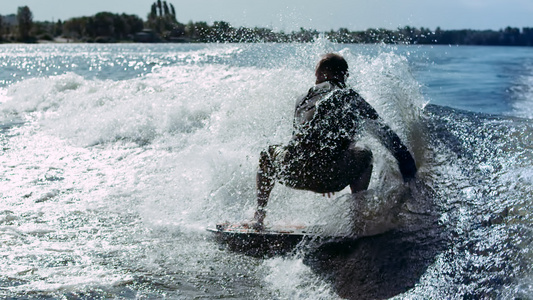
315, 53, 349, 84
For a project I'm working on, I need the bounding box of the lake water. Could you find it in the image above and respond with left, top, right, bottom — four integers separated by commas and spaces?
0, 41, 532, 299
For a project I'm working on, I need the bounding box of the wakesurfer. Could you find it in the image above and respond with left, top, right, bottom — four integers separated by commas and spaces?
253, 53, 417, 229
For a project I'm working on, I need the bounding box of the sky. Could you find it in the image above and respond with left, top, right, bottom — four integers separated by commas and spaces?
3, 0, 533, 32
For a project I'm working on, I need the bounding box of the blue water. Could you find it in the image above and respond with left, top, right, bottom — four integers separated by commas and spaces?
0, 42, 532, 299
2, 44, 532, 117
409, 45, 533, 116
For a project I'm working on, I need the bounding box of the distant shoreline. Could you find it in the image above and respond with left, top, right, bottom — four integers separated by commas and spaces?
3, 37, 532, 48
2, 7, 532, 47
2, 28, 531, 47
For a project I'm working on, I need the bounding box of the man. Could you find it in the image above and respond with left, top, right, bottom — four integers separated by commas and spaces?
253, 53, 416, 229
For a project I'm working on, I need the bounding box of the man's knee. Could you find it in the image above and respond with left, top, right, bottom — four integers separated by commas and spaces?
259, 149, 272, 175
259, 149, 269, 165
357, 148, 373, 169
354, 147, 372, 160
345, 147, 372, 170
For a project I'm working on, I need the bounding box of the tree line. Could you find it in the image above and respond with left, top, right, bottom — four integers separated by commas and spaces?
1, 4, 533, 46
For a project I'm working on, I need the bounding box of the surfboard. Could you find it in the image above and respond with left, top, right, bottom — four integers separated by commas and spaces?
207, 222, 351, 257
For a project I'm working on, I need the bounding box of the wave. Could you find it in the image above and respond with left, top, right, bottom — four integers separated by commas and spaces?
509, 61, 533, 119
0, 44, 427, 223
5, 43, 530, 298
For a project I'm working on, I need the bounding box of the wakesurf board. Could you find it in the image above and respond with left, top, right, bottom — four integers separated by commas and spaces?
207, 222, 352, 257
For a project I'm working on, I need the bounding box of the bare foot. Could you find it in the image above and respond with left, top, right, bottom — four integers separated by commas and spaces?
251, 209, 266, 231
240, 220, 264, 231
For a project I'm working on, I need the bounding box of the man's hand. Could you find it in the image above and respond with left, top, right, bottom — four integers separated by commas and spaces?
399, 155, 417, 182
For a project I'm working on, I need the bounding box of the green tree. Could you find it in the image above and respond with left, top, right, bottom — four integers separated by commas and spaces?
193, 21, 211, 42
150, 4, 157, 19
157, 0, 163, 17
63, 17, 88, 40
170, 3, 177, 21
54, 20, 63, 37
163, 1, 170, 17
17, 6, 33, 42
213, 21, 233, 41
0, 16, 4, 42
122, 14, 143, 36
185, 20, 196, 38
146, 1, 184, 40
92, 12, 115, 38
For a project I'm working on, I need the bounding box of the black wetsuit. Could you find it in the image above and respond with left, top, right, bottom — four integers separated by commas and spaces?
266, 80, 416, 192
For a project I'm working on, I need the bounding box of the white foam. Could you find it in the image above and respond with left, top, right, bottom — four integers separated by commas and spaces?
509, 63, 533, 119
0, 43, 428, 297
2, 45, 426, 229
264, 257, 340, 300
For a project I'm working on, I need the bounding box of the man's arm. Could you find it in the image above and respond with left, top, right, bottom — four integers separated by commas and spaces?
377, 122, 417, 181
356, 97, 417, 182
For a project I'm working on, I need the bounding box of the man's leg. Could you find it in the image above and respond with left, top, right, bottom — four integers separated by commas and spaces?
346, 147, 373, 194
350, 162, 373, 193
254, 148, 276, 227
345, 148, 373, 236
285, 147, 373, 194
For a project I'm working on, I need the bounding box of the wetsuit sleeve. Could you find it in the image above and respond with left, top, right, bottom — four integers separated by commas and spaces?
357, 98, 417, 182
383, 126, 417, 181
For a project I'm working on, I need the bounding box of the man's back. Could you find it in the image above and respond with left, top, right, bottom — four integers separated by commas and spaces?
287, 81, 377, 162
